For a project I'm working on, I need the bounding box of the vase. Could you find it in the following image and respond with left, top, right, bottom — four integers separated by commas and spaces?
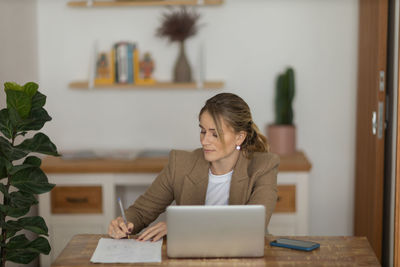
174, 41, 192, 83
266, 124, 296, 155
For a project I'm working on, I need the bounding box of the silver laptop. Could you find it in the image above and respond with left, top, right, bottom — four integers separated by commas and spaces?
166, 205, 265, 258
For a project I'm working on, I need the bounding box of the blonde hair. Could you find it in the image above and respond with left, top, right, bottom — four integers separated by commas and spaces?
199, 93, 269, 157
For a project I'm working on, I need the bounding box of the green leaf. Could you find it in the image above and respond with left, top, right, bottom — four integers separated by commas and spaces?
6, 234, 30, 249
10, 191, 38, 208
2, 190, 35, 218
4, 220, 21, 239
0, 136, 28, 161
30, 236, 51, 254
0, 204, 29, 218
0, 109, 13, 139
24, 156, 41, 167
23, 82, 38, 98
10, 167, 55, 194
31, 91, 46, 110
5, 89, 31, 119
5, 235, 51, 264
4, 82, 23, 92
0, 184, 7, 195
3, 87, 50, 132
6, 250, 37, 264
10, 165, 34, 175
19, 107, 51, 131
9, 206, 30, 217
29, 236, 51, 254
17, 216, 48, 236
4, 216, 48, 238
6, 231, 18, 240
10, 157, 43, 175
0, 157, 11, 179
16, 133, 59, 156
18, 91, 50, 132
6, 234, 51, 254
7, 107, 24, 129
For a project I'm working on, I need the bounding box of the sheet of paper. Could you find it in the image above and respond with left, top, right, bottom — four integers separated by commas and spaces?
90, 238, 163, 263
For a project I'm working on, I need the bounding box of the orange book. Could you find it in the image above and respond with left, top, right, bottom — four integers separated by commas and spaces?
133, 48, 140, 83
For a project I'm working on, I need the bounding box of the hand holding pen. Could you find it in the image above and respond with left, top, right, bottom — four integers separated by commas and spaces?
107, 198, 134, 239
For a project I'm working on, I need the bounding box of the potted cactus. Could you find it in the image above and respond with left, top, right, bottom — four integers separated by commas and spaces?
267, 67, 296, 155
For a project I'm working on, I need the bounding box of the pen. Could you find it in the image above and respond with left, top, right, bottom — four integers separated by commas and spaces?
118, 197, 130, 239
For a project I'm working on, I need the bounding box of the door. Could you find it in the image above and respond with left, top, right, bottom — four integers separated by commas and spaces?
354, 0, 388, 261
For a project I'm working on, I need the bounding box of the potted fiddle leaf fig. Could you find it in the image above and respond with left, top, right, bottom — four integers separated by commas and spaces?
267, 67, 296, 155
0, 82, 58, 266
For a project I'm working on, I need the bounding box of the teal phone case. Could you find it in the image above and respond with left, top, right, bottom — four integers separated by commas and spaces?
270, 239, 320, 251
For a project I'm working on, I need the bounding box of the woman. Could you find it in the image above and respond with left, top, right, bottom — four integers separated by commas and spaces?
108, 93, 280, 241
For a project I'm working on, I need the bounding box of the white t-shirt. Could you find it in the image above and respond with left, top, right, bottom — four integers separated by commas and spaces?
205, 169, 233, 205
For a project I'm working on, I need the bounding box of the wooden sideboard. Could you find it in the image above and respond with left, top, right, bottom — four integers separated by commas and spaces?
38, 150, 311, 267
40, 150, 310, 173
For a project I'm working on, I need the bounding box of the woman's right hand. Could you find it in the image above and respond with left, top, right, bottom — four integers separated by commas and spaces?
108, 216, 134, 239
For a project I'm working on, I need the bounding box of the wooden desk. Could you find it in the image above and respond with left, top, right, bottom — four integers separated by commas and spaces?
51, 234, 379, 266
39, 152, 313, 266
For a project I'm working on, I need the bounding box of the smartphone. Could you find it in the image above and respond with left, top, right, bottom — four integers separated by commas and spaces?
270, 238, 320, 251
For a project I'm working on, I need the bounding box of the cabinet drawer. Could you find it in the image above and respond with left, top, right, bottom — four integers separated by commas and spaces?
275, 185, 296, 213
51, 186, 102, 214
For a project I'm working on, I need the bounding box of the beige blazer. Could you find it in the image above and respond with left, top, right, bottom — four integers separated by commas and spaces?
126, 148, 280, 234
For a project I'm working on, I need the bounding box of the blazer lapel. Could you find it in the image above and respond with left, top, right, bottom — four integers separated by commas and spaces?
179, 153, 209, 205
179, 150, 249, 205
229, 152, 250, 205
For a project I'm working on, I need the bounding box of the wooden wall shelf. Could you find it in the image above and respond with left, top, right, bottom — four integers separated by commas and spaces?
67, 0, 224, 7
69, 81, 224, 90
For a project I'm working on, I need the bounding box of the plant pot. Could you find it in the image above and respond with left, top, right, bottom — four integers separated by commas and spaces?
266, 124, 296, 155
174, 41, 192, 83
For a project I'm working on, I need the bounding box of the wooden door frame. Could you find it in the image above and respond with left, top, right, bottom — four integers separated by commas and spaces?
394, 2, 400, 264
394, 0, 400, 261
394, 50, 400, 267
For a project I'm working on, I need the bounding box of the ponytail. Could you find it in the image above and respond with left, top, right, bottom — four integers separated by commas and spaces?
242, 121, 270, 157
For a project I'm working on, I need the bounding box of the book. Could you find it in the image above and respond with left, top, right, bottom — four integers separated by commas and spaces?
134, 48, 156, 85
94, 50, 115, 85
114, 42, 135, 84
133, 47, 140, 83
116, 42, 129, 83
113, 43, 119, 83
127, 43, 135, 84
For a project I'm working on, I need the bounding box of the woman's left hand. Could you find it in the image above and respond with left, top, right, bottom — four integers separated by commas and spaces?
137, 221, 167, 242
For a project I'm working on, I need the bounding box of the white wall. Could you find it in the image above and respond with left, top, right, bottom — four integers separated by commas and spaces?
37, 0, 358, 235
0, 0, 38, 108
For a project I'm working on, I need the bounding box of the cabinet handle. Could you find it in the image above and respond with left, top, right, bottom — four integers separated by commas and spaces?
277, 196, 281, 202
66, 197, 89, 203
